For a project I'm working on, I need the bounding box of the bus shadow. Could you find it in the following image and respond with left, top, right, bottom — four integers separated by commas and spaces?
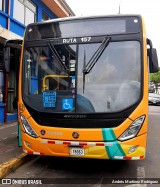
34, 156, 135, 178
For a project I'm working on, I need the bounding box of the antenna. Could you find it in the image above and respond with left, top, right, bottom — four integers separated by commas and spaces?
118, 0, 122, 14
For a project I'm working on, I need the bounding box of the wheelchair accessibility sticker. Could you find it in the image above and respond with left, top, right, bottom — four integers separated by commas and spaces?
62, 99, 73, 111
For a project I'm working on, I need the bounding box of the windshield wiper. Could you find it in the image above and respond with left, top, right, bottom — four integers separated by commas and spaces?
83, 50, 86, 93
83, 37, 111, 75
82, 37, 111, 93
48, 41, 69, 73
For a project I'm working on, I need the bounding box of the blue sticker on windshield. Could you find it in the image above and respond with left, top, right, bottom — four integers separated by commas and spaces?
62, 98, 73, 111
43, 91, 56, 107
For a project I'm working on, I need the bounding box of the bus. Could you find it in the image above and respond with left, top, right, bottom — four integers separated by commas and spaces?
18, 15, 158, 160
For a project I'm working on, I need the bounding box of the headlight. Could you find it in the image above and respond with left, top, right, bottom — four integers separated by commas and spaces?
20, 114, 39, 138
118, 115, 145, 141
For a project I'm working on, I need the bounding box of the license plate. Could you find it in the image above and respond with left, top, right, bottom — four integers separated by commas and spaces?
69, 147, 85, 156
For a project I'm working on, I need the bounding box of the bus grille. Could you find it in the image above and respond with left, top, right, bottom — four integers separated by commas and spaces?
32, 116, 125, 128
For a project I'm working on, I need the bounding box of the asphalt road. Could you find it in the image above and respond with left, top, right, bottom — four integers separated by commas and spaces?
2, 106, 160, 187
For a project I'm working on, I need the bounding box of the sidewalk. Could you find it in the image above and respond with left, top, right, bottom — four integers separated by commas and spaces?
0, 121, 32, 178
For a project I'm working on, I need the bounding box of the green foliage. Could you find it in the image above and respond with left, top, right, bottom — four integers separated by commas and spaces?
150, 70, 160, 93
150, 71, 160, 84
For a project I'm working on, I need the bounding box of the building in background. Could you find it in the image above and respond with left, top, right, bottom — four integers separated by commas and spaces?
0, 0, 75, 123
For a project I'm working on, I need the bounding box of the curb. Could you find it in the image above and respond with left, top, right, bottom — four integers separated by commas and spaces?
0, 153, 32, 178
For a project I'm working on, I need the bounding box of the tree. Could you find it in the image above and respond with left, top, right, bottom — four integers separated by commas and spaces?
150, 70, 160, 93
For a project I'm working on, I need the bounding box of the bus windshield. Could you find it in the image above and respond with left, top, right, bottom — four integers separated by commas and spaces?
23, 40, 141, 113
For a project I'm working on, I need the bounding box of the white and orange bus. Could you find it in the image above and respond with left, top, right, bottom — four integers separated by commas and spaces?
18, 15, 158, 160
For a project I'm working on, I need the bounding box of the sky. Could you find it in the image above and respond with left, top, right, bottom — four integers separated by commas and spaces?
65, 0, 160, 61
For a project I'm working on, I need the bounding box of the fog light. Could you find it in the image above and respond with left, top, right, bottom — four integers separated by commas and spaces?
128, 145, 138, 154
25, 141, 31, 148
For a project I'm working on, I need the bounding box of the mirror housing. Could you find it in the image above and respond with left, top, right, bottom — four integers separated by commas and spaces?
3, 47, 10, 73
147, 38, 159, 73
149, 48, 159, 73
1, 39, 22, 73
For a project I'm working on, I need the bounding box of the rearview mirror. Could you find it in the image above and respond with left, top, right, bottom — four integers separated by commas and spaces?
148, 48, 159, 73
3, 47, 10, 73
147, 38, 159, 73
